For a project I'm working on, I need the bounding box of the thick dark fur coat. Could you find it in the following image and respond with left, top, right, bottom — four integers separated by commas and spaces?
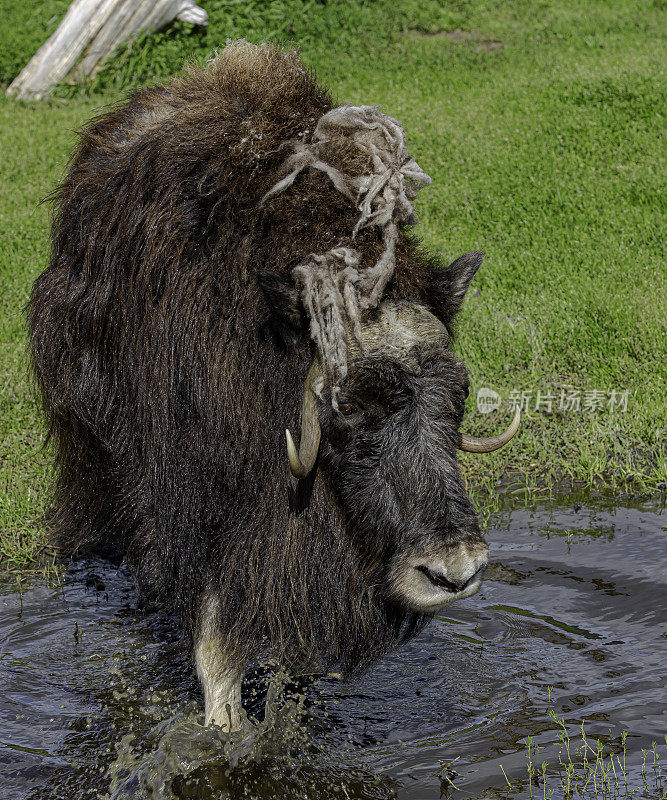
28, 42, 470, 674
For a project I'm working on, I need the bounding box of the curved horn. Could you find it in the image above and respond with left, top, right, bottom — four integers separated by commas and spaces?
285, 356, 323, 479
458, 406, 521, 453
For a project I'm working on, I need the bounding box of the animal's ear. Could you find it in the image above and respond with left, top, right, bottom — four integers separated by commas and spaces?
426, 251, 483, 326
256, 268, 304, 335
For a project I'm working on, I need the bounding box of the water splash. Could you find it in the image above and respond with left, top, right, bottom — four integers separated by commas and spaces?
107, 672, 398, 799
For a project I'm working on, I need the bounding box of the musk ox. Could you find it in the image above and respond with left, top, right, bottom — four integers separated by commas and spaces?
28, 41, 519, 731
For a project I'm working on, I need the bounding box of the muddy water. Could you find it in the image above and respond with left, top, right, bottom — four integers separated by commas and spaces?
1, 492, 665, 799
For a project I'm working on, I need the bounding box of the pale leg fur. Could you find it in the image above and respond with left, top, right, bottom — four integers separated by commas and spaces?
195, 637, 244, 731
195, 593, 245, 731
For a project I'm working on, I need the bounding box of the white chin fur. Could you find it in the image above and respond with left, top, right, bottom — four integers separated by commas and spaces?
392, 544, 488, 612
397, 572, 483, 613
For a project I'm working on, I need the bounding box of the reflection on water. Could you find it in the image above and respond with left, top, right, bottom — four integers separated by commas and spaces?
0, 492, 665, 799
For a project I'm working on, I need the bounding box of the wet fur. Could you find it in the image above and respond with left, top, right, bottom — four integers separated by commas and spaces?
28, 43, 481, 675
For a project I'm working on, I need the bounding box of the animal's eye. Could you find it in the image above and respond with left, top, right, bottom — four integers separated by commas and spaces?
338, 402, 359, 416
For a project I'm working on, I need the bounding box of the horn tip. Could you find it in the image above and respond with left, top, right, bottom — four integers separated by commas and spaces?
285, 428, 306, 479
457, 403, 521, 454
285, 427, 297, 458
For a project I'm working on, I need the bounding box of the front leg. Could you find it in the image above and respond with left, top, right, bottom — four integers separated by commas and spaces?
195, 594, 245, 731
195, 637, 244, 731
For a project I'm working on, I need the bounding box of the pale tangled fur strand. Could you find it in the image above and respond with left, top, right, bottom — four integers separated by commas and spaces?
262, 104, 431, 402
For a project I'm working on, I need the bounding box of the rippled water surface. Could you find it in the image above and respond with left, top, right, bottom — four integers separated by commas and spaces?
1, 491, 665, 799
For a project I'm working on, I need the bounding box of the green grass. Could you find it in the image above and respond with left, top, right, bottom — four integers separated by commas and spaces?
1, 0, 665, 567
0, 0, 71, 86
503, 694, 667, 799
439, 691, 667, 798
0, 96, 104, 570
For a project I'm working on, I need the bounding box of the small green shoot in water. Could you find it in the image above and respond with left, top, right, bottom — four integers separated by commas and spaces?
438, 756, 461, 795
495, 705, 667, 799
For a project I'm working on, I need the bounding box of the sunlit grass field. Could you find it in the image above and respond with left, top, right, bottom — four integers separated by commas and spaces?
0, 0, 665, 566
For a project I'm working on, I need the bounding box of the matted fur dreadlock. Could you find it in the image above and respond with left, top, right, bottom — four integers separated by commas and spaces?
263, 104, 431, 401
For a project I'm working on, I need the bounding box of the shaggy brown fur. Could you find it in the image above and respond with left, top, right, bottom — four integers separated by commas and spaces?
28, 42, 480, 675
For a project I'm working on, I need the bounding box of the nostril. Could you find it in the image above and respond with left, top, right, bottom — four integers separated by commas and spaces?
464, 562, 487, 589
416, 565, 461, 592
417, 563, 487, 593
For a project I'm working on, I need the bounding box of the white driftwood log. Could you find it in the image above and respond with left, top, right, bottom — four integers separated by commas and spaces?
6, 0, 207, 101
